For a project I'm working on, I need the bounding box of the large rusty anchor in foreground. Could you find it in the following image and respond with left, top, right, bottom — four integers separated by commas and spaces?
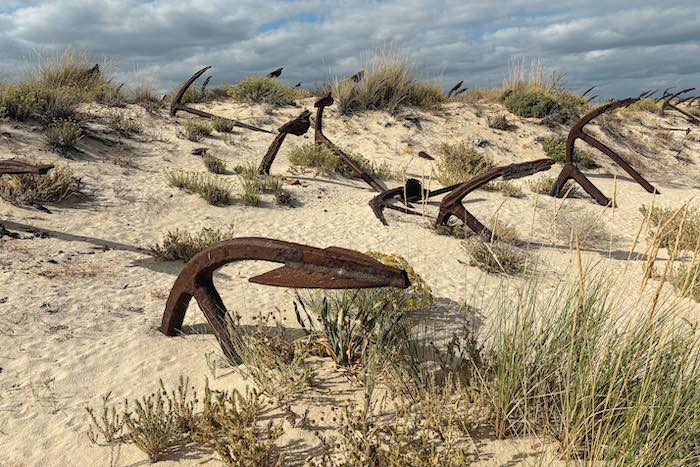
170, 66, 273, 134
160, 237, 409, 363
550, 93, 658, 206
370, 159, 554, 238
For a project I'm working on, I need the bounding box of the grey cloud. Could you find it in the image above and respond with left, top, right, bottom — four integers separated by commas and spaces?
0, 0, 698, 99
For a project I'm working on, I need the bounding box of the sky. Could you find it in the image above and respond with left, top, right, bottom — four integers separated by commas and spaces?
0, 0, 699, 99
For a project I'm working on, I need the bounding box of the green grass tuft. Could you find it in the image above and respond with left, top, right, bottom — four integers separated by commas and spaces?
434, 142, 494, 186
150, 225, 235, 261
226, 76, 296, 106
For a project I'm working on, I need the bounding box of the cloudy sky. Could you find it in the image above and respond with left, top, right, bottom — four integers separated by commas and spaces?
1, 0, 699, 99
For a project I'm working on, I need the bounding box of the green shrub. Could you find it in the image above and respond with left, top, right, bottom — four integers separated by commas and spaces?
332, 52, 446, 115
211, 118, 234, 133
434, 142, 494, 186
487, 180, 523, 198
226, 76, 295, 106
289, 143, 394, 180
487, 114, 514, 131
463, 238, 527, 275
294, 252, 432, 368
0, 165, 81, 205
502, 87, 557, 118
203, 153, 227, 174
166, 170, 234, 206
541, 135, 598, 168
0, 84, 39, 121
236, 164, 284, 206
528, 176, 578, 197
628, 98, 658, 113
179, 119, 212, 142
150, 225, 235, 261
640, 204, 700, 252
45, 120, 82, 152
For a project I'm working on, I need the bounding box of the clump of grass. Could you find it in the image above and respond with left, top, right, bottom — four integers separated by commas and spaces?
552, 208, 610, 247
166, 170, 234, 206
0, 165, 81, 205
86, 378, 282, 466
179, 119, 212, 142
433, 221, 472, 239
627, 98, 658, 113
487, 114, 514, 131
0, 84, 39, 121
86, 392, 126, 445
541, 135, 598, 168
640, 204, 700, 252
107, 112, 142, 136
211, 118, 234, 133
434, 142, 494, 186
129, 83, 163, 112
332, 50, 446, 115
462, 231, 527, 275
150, 225, 235, 261
528, 176, 578, 197
226, 76, 296, 106
45, 120, 83, 152
479, 272, 700, 464
486, 180, 523, 198
288, 143, 395, 180
500, 58, 587, 123
294, 253, 432, 368
203, 153, 227, 174
672, 259, 700, 302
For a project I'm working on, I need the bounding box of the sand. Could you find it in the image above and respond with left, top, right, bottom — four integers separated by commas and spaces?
1, 96, 699, 466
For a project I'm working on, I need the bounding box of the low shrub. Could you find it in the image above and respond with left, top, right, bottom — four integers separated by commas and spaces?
288, 143, 395, 180
211, 118, 234, 133
502, 87, 556, 118
0, 165, 81, 205
541, 135, 598, 168
487, 114, 514, 131
640, 204, 700, 252
528, 176, 578, 197
45, 120, 82, 152
107, 112, 142, 136
434, 142, 494, 186
226, 76, 295, 106
203, 153, 227, 174
179, 119, 212, 142
462, 237, 527, 275
150, 225, 236, 261
167, 170, 234, 206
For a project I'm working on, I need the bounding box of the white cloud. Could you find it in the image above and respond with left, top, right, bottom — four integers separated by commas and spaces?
0, 0, 698, 98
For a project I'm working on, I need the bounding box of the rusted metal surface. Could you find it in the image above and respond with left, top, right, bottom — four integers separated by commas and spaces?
294, 82, 302, 88
436, 159, 554, 238
314, 93, 386, 192
448, 81, 464, 97
257, 110, 312, 175
267, 67, 283, 78
200, 75, 212, 95
160, 237, 410, 363
0, 160, 54, 175
659, 88, 699, 124
550, 93, 658, 206
170, 66, 273, 134
417, 151, 434, 161
581, 86, 596, 97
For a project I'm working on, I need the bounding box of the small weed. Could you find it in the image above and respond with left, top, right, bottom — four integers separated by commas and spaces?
166, 170, 234, 205
226, 76, 296, 106
528, 176, 578, 197
203, 153, 227, 174
434, 142, 493, 186
487, 114, 514, 131
179, 119, 212, 142
150, 225, 235, 261
0, 165, 81, 205
211, 118, 235, 133
541, 135, 598, 168
107, 112, 142, 136
45, 120, 83, 152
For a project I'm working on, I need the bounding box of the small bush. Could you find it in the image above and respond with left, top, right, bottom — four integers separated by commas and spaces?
294, 253, 432, 368
502, 87, 557, 118
150, 225, 235, 261
487, 115, 514, 131
289, 143, 394, 180
640, 204, 700, 252
124, 387, 178, 462
541, 135, 598, 168
237, 164, 284, 206
462, 238, 527, 275
628, 98, 658, 113
434, 142, 494, 186
0, 84, 38, 121
94, 83, 126, 107
211, 118, 234, 133
332, 51, 446, 115
486, 180, 523, 198
107, 112, 142, 136
553, 208, 610, 247
45, 120, 82, 152
167, 170, 234, 206
0, 165, 81, 205
672, 260, 700, 302
226, 76, 295, 106
129, 84, 162, 112
203, 153, 227, 174
179, 119, 212, 142
528, 176, 578, 197
433, 222, 472, 239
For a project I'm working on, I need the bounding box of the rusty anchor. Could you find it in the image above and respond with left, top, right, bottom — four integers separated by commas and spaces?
659, 88, 700, 125
257, 110, 312, 175
435, 159, 554, 238
448, 81, 464, 97
314, 93, 387, 193
549, 93, 658, 206
0, 159, 54, 175
160, 237, 410, 363
267, 67, 283, 78
170, 66, 273, 134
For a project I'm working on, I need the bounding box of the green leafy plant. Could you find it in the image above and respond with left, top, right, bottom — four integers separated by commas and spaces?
434, 142, 494, 186
226, 76, 296, 106
150, 225, 235, 261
